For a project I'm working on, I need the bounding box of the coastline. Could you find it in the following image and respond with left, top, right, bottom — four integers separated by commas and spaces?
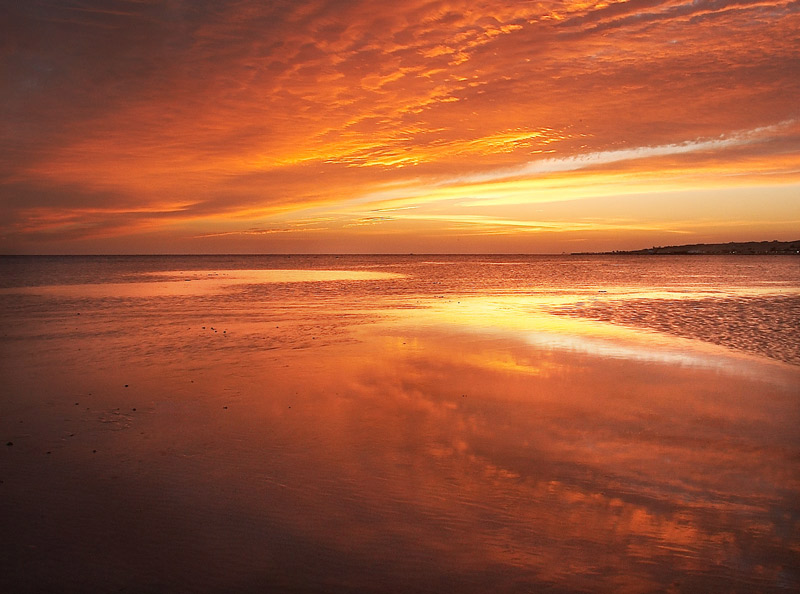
573, 239, 800, 256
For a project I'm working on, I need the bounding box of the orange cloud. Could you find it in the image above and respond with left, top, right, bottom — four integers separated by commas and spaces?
2, 0, 798, 252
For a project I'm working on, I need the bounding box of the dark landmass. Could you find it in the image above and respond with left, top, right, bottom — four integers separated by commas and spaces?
576, 240, 800, 255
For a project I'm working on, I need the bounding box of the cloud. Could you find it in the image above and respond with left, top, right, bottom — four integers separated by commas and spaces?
2, 0, 799, 252
559, 0, 796, 36
448, 120, 799, 185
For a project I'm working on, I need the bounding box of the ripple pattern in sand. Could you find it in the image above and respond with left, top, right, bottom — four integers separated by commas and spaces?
550, 295, 800, 365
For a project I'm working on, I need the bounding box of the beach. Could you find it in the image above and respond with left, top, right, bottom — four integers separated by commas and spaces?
1, 255, 798, 593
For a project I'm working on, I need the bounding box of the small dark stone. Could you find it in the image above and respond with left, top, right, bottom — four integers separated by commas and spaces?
124, 385, 129, 388
132, 408, 136, 411
75, 402, 79, 405
223, 406, 228, 409
6, 442, 13, 446
92, 450, 97, 453
46, 451, 51, 454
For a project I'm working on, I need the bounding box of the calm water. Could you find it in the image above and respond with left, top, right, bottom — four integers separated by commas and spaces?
1, 255, 799, 593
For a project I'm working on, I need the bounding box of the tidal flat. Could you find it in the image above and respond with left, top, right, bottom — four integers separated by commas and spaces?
1, 255, 798, 593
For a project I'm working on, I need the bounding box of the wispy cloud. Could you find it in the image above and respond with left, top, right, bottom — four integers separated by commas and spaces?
385, 213, 692, 235
435, 120, 799, 187
2, 0, 798, 252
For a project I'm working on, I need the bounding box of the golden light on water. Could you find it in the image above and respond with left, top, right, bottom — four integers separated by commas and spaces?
1, 255, 798, 591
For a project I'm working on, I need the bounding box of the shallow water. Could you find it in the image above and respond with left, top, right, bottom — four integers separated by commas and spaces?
1, 255, 798, 593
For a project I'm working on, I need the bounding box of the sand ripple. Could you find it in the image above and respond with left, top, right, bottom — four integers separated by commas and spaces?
550, 295, 800, 365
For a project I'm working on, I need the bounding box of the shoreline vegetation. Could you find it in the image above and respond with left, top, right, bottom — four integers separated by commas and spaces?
575, 239, 800, 256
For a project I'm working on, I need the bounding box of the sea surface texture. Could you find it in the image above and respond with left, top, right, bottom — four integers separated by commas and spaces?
1, 255, 798, 593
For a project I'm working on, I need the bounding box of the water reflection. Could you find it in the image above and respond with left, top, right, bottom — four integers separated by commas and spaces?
2, 305, 797, 593
390, 296, 787, 374
0, 268, 404, 298
260, 329, 798, 592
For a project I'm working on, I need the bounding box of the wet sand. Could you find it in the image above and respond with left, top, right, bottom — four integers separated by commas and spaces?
551, 294, 800, 366
1, 265, 799, 593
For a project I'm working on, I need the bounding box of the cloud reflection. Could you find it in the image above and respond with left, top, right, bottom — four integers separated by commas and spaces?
2, 260, 798, 591
240, 326, 800, 591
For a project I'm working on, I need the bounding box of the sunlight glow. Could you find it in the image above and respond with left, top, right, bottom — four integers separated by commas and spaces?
3, 0, 798, 253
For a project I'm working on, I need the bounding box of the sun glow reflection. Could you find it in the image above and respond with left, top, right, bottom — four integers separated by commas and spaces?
388, 294, 787, 373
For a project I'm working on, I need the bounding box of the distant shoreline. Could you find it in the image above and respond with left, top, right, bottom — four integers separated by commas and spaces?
574, 240, 800, 256
2, 241, 799, 257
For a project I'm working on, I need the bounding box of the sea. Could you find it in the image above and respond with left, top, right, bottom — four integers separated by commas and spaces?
1, 255, 798, 593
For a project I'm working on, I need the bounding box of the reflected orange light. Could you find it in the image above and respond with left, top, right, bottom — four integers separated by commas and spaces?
4, 258, 798, 590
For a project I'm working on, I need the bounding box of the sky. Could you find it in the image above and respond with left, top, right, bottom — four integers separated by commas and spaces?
2, 0, 799, 254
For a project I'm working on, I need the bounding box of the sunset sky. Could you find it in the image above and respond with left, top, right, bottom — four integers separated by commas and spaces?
2, 0, 799, 254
